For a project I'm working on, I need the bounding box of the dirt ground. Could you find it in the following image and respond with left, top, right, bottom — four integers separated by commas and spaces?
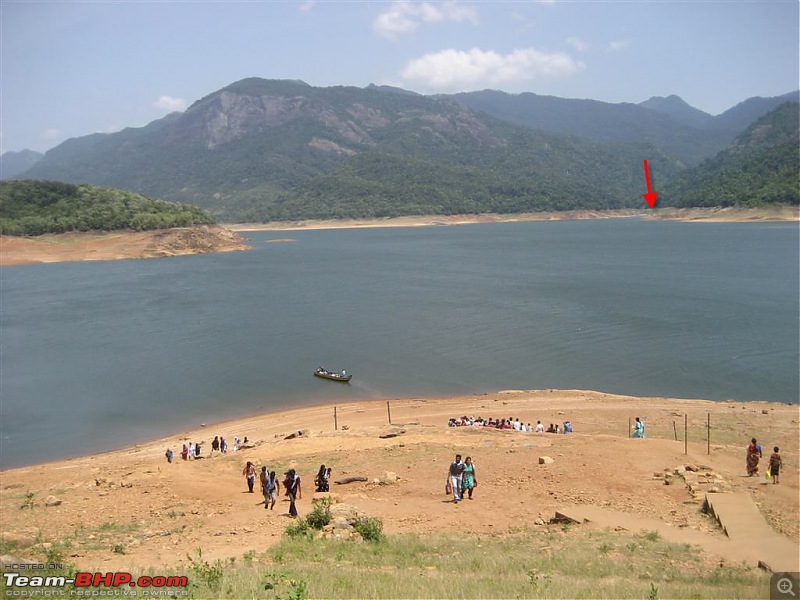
0, 226, 251, 267
1, 390, 797, 572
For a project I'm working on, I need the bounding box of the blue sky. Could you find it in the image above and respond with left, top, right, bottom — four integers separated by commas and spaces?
1, 0, 798, 154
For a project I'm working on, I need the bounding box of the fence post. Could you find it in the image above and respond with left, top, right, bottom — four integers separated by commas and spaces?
387, 400, 392, 425
673, 421, 678, 441
707, 412, 710, 455
334, 406, 338, 431
628, 417, 631, 438
684, 414, 688, 455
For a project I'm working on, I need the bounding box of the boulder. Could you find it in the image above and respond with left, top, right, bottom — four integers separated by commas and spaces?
45, 495, 62, 507
538, 456, 554, 465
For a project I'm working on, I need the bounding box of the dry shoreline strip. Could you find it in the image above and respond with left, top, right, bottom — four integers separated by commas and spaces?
1, 389, 797, 573
2, 207, 796, 266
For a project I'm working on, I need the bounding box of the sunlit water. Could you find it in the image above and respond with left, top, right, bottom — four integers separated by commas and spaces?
1, 219, 797, 468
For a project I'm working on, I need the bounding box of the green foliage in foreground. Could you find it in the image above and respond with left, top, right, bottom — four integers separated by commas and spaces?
0, 179, 215, 235
180, 530, 766, 598
0, 528, 770, 598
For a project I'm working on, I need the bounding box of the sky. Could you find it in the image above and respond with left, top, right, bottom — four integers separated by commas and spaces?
1, 0, 798, 154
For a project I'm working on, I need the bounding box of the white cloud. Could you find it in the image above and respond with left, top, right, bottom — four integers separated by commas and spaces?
153, 95, 187, 112
298, 1, 315, 12
606, 40, 631, 52
399, 47, 585, 92
566, 36, 589, 52
538, 0, 557, 5
41, 128, 63, 140
374, 1, 478, 39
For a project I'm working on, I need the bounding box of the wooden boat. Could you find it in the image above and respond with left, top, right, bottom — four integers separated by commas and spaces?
314, 367, 352, 382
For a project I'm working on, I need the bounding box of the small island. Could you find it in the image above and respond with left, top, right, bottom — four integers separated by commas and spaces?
0, 180, 251, 265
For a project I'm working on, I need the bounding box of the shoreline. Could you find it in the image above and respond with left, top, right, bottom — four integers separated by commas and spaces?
228, 206, 800, 232
1, 208, 795, 266
1, 388, 797, 573
2, 388, 795, 474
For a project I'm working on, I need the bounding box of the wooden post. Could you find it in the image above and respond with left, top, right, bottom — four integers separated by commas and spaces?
334, 406, 338, 431
673, 421, 678, 441
628, 417, 631, 438
684, 414, 688, 455
387, 400, 392, 425
707, 412, 711, 455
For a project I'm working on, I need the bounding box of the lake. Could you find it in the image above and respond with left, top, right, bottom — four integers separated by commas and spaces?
1, 219, 797, 468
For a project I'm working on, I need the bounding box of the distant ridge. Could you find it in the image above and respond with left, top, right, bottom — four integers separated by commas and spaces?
10, 77, 798, 221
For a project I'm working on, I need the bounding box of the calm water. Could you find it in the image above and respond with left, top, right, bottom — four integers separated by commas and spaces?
1, 220, 798, 468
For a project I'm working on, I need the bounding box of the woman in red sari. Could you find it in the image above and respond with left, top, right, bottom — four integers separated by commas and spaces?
746, 438, 762, 476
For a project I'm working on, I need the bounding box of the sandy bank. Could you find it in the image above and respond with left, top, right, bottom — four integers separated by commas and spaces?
1, 389, 797, 572
0, 226, 252, 267
229, 207, 798, 232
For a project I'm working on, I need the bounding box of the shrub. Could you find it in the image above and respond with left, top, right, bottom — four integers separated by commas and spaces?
353, 516, 384, 543
305, 499, 332, 530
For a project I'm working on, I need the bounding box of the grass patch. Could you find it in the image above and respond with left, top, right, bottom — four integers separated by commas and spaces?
168, 528, 768, 598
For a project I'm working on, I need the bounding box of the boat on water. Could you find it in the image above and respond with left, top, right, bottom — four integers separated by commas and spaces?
314, 367, 352, 383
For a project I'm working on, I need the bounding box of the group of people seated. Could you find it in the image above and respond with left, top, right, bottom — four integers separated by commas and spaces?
447, 416, 573, 434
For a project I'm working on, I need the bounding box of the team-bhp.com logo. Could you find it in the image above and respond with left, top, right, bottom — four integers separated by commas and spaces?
3, 570, 188, 597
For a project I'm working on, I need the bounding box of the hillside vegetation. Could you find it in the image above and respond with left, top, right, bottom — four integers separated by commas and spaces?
18, 79, 682, 222
10, 80, 797, 221
663, 102, 800, 207
0, 180, 215, 235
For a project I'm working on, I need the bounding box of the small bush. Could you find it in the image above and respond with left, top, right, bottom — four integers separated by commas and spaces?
285, 518, 312, 539
306, 499, 332, 530
353, 516, 384, 543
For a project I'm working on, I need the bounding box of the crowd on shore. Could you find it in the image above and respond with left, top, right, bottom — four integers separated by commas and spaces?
448, 416, 573, 434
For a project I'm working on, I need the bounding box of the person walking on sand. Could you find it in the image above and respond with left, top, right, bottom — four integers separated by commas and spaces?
315, 464, 330, 493
284, 469, 302, 517
243, 461, 256, 493
461, 456, 477, 500
632, 417, 645, 438
221, 437, 228, 454
448, 454, 465, 503
769, 447, 782, 484
746, 438, 762, 476
260, 466, 269, 507
265, 470, 280, 510
181, 444, 188, 460
165, 448, 173, 463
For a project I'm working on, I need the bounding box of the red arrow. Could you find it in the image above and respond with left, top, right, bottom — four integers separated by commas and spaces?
642, 160, 657, 208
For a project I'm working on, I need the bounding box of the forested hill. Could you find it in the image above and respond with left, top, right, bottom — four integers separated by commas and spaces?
0, 180, 215, 235
17, 78, 682, 221
13, 79, 796, 222
662, 102, 800, 207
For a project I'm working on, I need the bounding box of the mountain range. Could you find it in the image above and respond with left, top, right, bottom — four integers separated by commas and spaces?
4, 79, 797, 221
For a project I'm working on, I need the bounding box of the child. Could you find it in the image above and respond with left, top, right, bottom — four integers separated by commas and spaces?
769, 447, 782, 484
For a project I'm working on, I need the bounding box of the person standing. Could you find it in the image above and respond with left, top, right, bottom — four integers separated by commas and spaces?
243, 461, 256, 493
284, 469, 302, 517
212, 436, 220, 453
632, 417, 645, 438
461, 456, 477, 500
769, 447, 782, 484
448, 454, 465, 503
746, 438, 762, 476
165, 448, 173, 463
221, 437, 228, 454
